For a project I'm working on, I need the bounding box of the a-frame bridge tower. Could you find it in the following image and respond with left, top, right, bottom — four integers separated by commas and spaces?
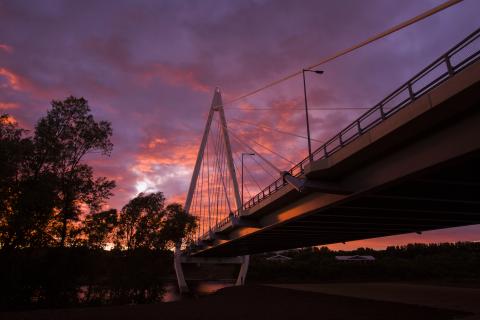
174, 88, 249, 293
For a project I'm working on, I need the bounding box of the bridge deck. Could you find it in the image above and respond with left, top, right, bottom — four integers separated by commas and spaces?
201, 151, 480, 256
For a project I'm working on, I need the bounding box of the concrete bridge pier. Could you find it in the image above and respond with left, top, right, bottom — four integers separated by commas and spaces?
174, 245, 189, 293
235, 255, 250, 286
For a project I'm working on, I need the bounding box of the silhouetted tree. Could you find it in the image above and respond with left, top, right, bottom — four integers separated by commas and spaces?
33, 96, 115, 246
0, 114, 23, 247
83, 209, 118, 249
160, 203, 198, 248
0, 115, 56, 248
0, 114, 34, 248
116, 192, 166, 250
7, 173, 58, 248
0, 114, 26, 185
115, 193, 199, 250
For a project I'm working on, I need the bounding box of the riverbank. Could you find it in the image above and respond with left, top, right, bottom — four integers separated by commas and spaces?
269, 282, 480, 319
0, 285, 471, 320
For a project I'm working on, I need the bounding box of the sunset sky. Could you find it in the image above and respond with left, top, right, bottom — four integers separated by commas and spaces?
1, 0, 479, 249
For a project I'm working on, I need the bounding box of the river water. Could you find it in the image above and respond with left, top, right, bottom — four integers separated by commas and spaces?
26, 281, 233, 309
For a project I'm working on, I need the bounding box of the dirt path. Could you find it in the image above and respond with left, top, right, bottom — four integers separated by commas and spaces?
0, 285, 470, 320
269, 283, 480, 319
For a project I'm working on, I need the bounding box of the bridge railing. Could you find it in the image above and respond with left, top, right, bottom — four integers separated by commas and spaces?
203, 27, 480, 240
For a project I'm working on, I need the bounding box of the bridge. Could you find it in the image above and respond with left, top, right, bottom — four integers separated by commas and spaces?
174, 27, 480, 292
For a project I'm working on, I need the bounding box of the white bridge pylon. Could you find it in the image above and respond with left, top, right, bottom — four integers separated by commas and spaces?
174, 88, 249, 293
184, 87, 242, 218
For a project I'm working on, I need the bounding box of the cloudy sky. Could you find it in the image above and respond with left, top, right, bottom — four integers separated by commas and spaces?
1, 0, 479, 248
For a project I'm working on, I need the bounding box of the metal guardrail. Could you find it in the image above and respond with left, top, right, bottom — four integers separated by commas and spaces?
201, 27, 480, 240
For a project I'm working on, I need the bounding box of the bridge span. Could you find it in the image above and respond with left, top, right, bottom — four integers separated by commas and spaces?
192, 28, 480, 257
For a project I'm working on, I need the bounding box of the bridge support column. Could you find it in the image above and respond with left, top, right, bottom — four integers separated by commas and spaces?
174, 244, 189, 293
235, 255, 250, 286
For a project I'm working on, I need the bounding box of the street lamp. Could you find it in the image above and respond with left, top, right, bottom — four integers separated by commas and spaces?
302, 69, 324, 162
241, 152, 255, 208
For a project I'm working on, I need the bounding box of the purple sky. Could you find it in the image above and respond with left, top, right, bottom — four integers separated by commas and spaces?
1, 0, 479, 248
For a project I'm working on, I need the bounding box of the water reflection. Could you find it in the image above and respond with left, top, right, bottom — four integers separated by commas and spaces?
5, 281, 233, 310
163, 281, 234, 302
76, 284, 166, 305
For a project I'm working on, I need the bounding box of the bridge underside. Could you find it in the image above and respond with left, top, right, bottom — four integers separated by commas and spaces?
197, 150, 480, 256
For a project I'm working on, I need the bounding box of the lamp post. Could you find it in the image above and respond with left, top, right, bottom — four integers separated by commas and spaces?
241, 152, 255, 209
302, 69, 324, 162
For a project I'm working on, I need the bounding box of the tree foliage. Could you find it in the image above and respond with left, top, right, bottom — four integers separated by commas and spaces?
82, 209, 118, 249
0, 114, 58, 248
161, 203, 198, 248
34, 96, 115, 246
115, 192, 197, 250
116, 192, 166, 250
0, 97, 115, 249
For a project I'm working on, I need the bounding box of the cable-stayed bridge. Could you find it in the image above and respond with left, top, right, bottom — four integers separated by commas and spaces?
174, 27, 480, 292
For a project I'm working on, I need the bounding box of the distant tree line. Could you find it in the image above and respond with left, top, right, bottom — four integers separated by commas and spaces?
249, 242, 480, 283
0, 96, 197, 250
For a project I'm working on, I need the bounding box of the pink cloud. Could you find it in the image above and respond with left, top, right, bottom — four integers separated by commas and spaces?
146, 137, 167, 149
0, 67, 22, 90
0, 44, 13, 54
139, 64, 210, 93
0, 101, 18, 110
167, 191, 187, 205
133, 134, 201, 174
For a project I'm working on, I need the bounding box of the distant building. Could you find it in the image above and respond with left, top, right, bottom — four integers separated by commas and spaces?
335, 255, 375, 261
265, 254, 292, 262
